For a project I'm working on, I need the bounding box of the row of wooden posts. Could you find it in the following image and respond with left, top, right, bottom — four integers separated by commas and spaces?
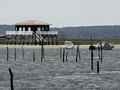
6, 35, 58, 45
90, 35, 103, 73
7, 40, 45, 90
7, 39, 103, 90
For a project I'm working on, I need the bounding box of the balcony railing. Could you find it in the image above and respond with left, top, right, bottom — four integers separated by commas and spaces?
6, 31, 58, 35
6, 31, 33, 35
36, 31, 58, 35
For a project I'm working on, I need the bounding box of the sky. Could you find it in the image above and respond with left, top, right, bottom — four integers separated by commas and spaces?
0, 0, 120, 27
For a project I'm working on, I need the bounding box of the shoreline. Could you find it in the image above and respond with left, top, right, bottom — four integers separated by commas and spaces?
0, 44, 119, 49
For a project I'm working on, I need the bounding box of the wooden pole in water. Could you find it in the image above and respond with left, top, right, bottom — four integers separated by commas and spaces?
90, 34, 94, 70
41, 39, 44, 61
63, 48, 65, 62
97, 61, 99, 73
22, 46, 24, 58
9, 68, 14, 90
60, 47, 62, 59
78, 45, 81, 59
7, 47, 9, 61
33, 51, 35, 62
100, 42, 103, 63
76, 46, 79, 62
14, 48, 16, 61
98, 46, 100, 60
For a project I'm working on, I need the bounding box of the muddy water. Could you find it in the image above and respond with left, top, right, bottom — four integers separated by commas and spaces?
0, 47, 120, 90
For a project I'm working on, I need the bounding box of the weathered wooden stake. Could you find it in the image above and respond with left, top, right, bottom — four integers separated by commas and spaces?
90, 35, 94, 70
22, 46, 24, 58
33, 51, 35, 62
100, 42, 103, 63
41, 39, 44, 61
98, 47, 100, 60
63, 49, 65, 62
78, 45, 81, 59
60, 47, 62, 59
14, 48, 16, 61
97, 61, 99, 73
91, 50, 94, 70
76, 46, 79, 62
7, 47, 9, 61
9, 68, 14, 90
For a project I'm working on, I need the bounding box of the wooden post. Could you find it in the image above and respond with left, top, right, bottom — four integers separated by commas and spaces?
52, 37, 54, 45
60, 47, 62, 59
56, 36, 58, 45
7, 47, 9, 61
97, 61, 99, 73
14, 48, 16, 61
6, 35, 8, 45
14, 35, 16, 45
22, 46, 24, 58
63, 48, 65, 62
98, 46, 100, 60
91, 50, 94, 70
76, 46, 79, 62
48, 37, 50, 45
10, 35, 12, 45
90, 35, 94, 70
9, 68, 14, 90
33, 51, 35, 62
41, 39, 44, 61
100, 42, 103, 63
78, 45, 81, 59
22, 36, 24, 45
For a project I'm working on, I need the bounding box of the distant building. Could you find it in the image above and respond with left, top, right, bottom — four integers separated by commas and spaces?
6, 20, 58, 45
15, 20, 50, 32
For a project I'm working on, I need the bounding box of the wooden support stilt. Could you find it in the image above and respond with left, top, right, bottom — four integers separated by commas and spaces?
56, 36, 58, 45
52, 37, 54, 45
48, 37, 50, 45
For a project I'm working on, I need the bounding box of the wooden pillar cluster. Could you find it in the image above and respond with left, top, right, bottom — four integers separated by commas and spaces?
6, 33, 58, 45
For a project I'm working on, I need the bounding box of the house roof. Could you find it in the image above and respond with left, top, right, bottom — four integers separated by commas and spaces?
16, 20, 50, 25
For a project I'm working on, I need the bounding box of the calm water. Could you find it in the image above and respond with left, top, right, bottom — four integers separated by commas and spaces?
0, 46, 120, 90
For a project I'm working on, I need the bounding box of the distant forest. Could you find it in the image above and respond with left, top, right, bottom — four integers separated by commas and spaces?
0, 25, 120, 39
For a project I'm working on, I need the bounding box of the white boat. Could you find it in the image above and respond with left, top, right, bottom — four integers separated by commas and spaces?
62, 41, 74, 49
96, 41, 114, 50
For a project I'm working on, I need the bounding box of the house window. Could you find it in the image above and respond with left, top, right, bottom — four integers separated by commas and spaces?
19, 27, 22, 31
23, 27, 25, 31
37, 27, 41, 31
28, 27, 31, 31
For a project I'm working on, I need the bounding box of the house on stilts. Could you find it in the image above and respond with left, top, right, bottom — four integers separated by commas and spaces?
6, 20, 58, 45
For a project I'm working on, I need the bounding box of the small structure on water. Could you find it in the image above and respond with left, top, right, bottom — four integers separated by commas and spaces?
96, 41, 115, 50
62, 41, 74, 49
6, 20, 58, 45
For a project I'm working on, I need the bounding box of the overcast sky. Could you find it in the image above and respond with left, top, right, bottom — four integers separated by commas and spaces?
0, 0, 120, 27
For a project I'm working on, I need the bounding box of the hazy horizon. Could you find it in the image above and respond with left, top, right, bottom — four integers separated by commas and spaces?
0, 0, 120, 27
